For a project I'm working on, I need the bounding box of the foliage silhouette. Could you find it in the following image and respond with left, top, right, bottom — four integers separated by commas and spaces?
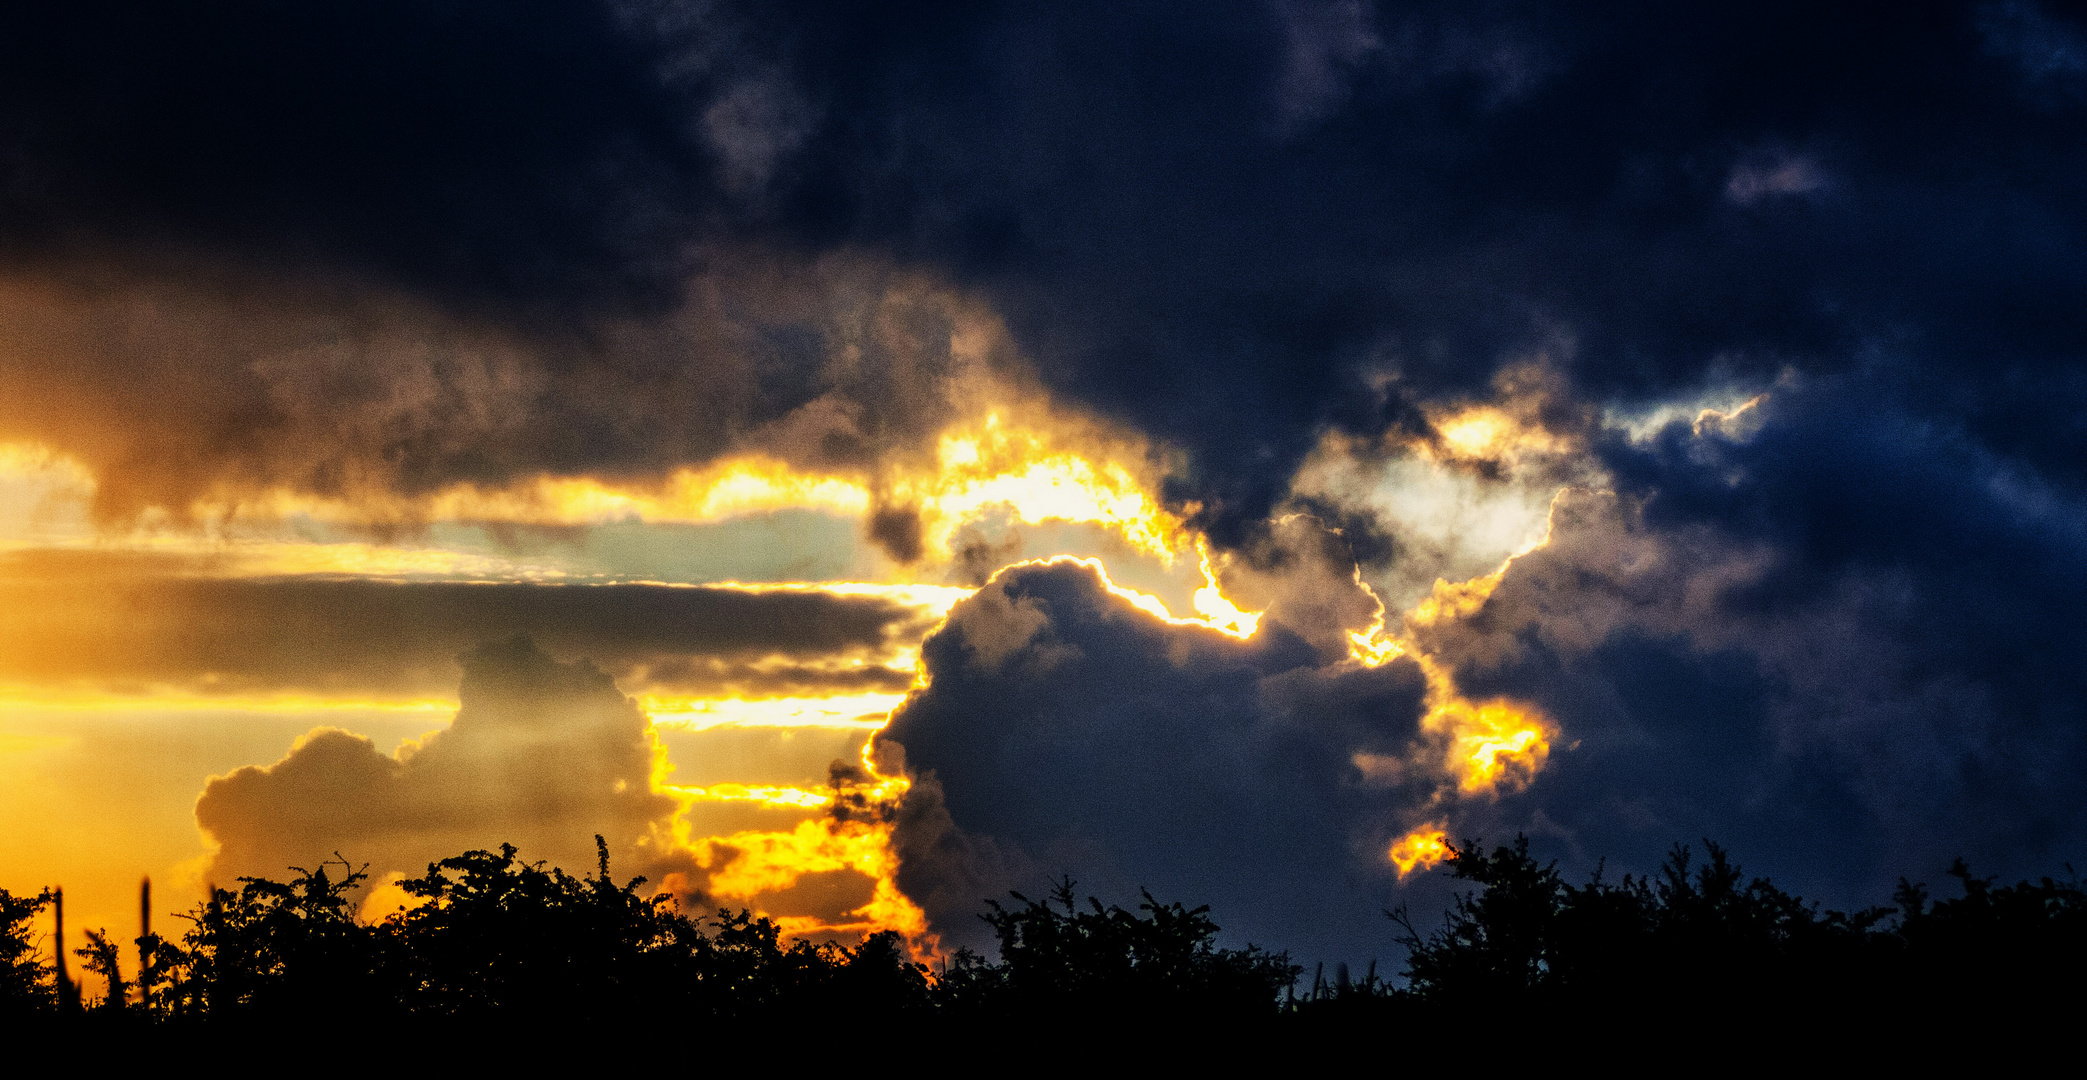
15, 835, 2087, 1037
75, 928, 126, 1014
142, 856, 385, 1024
935, 877, 1300, 1022
1364, 834, 2087, 1032
0, 886, 53, 1018
1389, 836, 1884, 1007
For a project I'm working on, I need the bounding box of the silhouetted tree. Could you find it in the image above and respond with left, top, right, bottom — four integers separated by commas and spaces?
0, 886, 53, 1018
1392, 836, 1891, 1024
1392, 836, 1566, 1001
74, 928, 125, 1014
938, 877, 1299, 1021
387, 837, 683, 1021
1888, 859, 2087, 1011
23, 834, 2083, 1038
147, 857, 387, 1024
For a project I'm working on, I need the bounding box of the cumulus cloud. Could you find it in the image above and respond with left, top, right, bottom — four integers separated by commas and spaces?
877, 558, 1428, 961
195, 637, 684, 888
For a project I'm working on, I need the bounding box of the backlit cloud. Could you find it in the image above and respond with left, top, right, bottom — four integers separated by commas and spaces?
877, 557, 1431, 961
195, 637, 683, 890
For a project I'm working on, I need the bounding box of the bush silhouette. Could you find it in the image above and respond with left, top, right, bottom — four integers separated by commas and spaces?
16, 834, 2087, 1037
0, 886, 53, 1018
935, 877, 1299, 1021
1378, 835, 2087, 1030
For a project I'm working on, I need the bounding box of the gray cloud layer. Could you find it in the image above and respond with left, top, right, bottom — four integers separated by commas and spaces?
0, 258, 1014, 548
0, 550, 928, 698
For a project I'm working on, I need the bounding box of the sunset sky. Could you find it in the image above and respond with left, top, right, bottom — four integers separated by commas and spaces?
3, 1, 2085, 972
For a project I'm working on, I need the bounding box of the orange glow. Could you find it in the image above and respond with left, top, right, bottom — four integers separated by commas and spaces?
1368, 642, 1551, 798
357, 872, 432, 923
675, 783, 836, 811
657, 699, 932, 953
1411, 654, 1551, 794
1405, 564, 1510, 629
0, 441, 96, 506
0, 689, 455, 716
152, 410, 1198, 578
986, 554, 1262, 641
689, 768, 934, 954
663, 552, 1265, 954
643, 693, 908, 730
193, 455, 873, 529
1349, 492, 1563, 802
31, 403, 1210, 587
1190, 541, 1260, 638
1389, 825, 1451, 878
1423, 404, 1570, 468
905, 414, 1185, 563
1691, 393, 1768, 439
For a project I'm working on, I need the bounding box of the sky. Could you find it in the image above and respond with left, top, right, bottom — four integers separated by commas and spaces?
3, 0, 2085, 973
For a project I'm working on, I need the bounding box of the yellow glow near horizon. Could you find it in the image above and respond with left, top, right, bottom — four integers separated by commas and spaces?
705, 814, 932, 949
164, 541, 575, 580
0, 441, 96, 493
5, 406, 1348, 950
198, 456, 874, 529
645, 693, 907, 730
655, 550, 1266, 953
693, 798, 933, 952
672, 783, 835, 810
701, 579, 973, 618
4, 404, 1204, 586
0, 688, 456, 716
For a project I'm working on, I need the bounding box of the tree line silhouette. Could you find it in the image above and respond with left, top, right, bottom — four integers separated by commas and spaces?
4, 835, 2081, 1035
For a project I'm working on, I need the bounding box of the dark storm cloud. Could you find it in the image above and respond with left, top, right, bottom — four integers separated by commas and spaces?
196, 636, 685, 887
0, 550, 929, 697
0, 1, 707, 301
6, 2, 2081, 527
750, 0, 2087, 533
0, 255, 1008, 530
877, 558, 1429, 962
1411, 375, 2087, 908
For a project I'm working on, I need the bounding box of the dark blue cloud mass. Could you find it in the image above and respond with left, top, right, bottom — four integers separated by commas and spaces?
5, 2, 2081, 519
877, 558, 1430, 962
